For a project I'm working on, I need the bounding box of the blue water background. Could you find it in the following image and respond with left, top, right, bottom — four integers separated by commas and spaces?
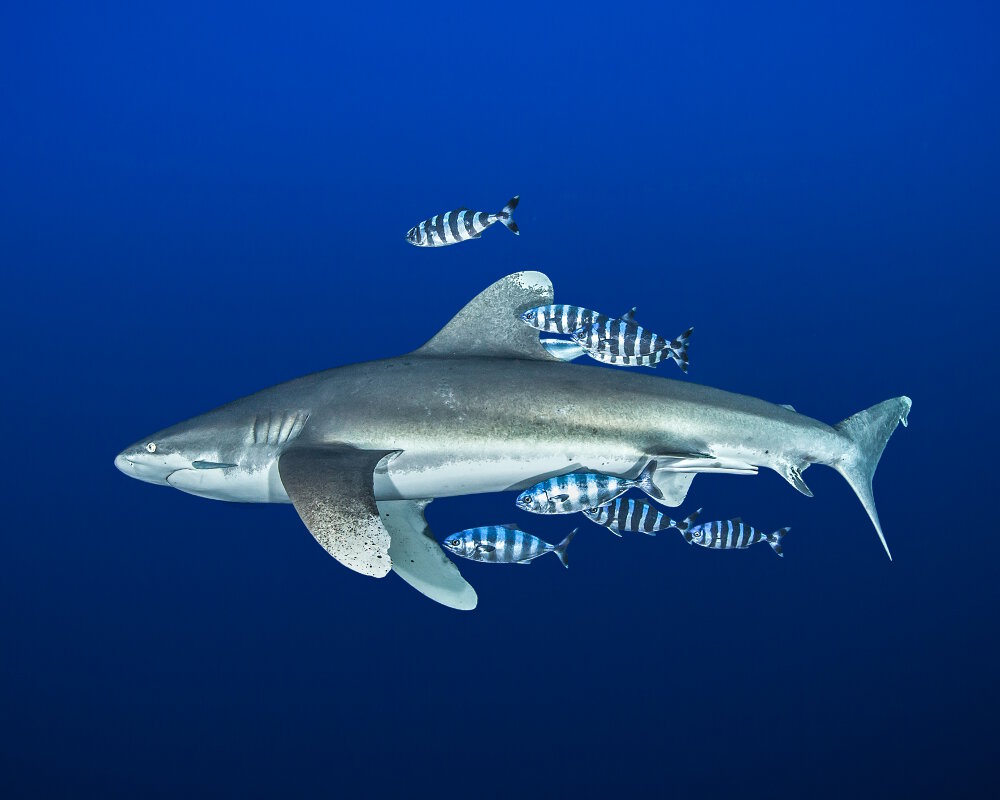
2, 2, 997, 797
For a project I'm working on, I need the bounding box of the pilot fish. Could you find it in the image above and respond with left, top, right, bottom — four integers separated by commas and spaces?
684, 518, 790, 557
584, 500, 701, 537
442, 526, 576, 567
572, 320, 693, 372
520, 304, 636, 334
406, 196, 519, 247
516, 464, 661, 514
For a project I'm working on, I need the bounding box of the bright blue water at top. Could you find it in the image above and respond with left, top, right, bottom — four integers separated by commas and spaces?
1, 2, 997, 797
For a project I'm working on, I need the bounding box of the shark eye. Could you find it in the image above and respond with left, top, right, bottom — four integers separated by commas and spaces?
145, 442, 157, 453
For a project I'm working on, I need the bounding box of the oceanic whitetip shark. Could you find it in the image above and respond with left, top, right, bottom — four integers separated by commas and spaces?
115, 271, 911, 610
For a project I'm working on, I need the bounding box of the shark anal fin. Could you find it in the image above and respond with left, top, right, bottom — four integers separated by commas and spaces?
278, 446, 398, 578
413, 271, 559, 361
781, 464, 814, 497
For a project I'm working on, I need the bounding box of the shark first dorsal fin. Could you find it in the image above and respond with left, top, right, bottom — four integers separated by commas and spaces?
413, 271, 560, 361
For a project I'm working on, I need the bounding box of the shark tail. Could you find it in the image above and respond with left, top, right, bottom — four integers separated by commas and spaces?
831, 396, 912, 561
667, 326, 694, 373
767, 527, 790, 557
498, 195, 519, 235
553, 528, 577, 568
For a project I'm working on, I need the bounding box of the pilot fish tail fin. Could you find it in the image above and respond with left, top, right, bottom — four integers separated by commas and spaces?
497, 195, 519, 235
668, 326, 694, 373
768, 527, 790, 557
636, 460, 663, 501
832, 396, 912, 561
674, 507, 702, 534
553, 528, 577, 568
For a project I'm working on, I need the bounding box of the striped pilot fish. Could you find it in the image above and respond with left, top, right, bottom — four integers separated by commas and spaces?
516, 463, 662, 514
583, 500, 702, 538
406, 196, 519, 247
519, 304, 636, 335
442, 526, 576, 567
571, 320, 694, 372
684, 517, 790, 557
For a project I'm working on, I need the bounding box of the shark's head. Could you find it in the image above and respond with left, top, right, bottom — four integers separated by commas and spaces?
114, 420, 222, 487
115, 406, 309, 502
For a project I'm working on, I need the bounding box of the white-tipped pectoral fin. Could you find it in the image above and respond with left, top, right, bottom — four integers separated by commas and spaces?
278, 446, 399, 578
378, 499, 478, 610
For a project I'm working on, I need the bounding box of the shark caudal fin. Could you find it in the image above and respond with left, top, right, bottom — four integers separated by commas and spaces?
553, 528, 577, 568
767, 527, 790, 557
832, 396, 912, 560
498, 195, 519, 235
667, 326, 694, 373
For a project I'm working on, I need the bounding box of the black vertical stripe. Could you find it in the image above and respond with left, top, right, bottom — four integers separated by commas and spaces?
643, 505, 657, 533
640, 326, 652, 355
448, 211, 462, 241
476, 211, 491, 230
616, 500, 629, 531
434, 213, 448, 244
462, 210, 477, 238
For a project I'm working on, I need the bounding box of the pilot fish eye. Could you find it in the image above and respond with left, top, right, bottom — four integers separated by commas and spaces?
145, 442, 157, 453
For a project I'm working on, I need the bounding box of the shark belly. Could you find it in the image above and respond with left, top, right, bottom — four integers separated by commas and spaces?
166, 461, 290, 503
373, 449, 646, 500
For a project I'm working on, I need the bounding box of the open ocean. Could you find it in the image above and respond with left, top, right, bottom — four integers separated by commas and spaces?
2, 3, 997, 797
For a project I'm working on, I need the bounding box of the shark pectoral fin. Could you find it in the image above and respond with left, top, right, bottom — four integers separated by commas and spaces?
781, 464, 814, 497
649, 471, 696, 507
278, 446, 399, 578
378, 499, 478, 610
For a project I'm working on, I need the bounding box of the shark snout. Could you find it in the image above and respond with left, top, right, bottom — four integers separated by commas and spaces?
114, 449, 175, 485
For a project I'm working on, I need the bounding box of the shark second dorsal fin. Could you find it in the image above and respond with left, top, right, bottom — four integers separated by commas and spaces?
413, 271, 560, 361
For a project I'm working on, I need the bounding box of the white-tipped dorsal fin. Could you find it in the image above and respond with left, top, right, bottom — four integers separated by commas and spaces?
779, 404, 796, 412
414, 271, 560, 361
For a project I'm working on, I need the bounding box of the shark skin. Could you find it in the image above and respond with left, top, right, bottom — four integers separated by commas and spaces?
115, 271, 911, 609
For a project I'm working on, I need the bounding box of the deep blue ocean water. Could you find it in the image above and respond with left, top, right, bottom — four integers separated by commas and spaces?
2, 2, 998, 797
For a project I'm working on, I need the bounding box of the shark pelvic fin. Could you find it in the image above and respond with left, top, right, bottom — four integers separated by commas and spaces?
413, 271, 561, 361
649, 470, 696, 507
378, 499, 478, 610
278, 446, 399, 578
